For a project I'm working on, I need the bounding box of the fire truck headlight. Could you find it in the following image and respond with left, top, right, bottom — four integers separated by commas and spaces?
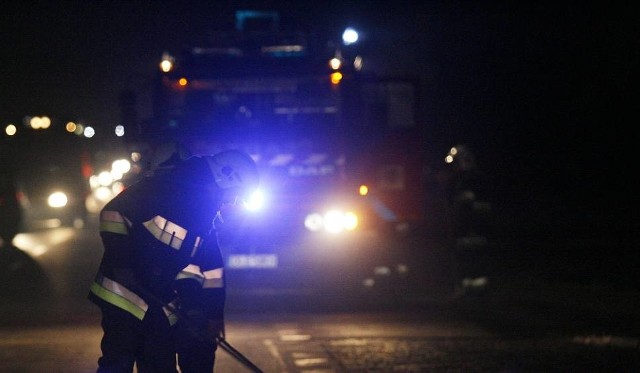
305, 213, 323, 232
324, 210, 344, 233
48, 191, 68, 208
305, 210, 358, 234
343, 211, 358, 231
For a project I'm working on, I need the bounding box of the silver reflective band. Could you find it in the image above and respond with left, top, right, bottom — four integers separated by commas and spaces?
191, 236, 203, 257
163, 299, 179, 326
143, 215, 187, 250
176, 264, 205, 285
203, 267, 224, 288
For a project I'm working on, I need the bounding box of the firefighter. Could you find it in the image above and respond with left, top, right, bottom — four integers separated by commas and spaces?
88, 149, 259, 373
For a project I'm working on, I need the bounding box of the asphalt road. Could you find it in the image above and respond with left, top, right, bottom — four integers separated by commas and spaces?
1, 223, 638, 372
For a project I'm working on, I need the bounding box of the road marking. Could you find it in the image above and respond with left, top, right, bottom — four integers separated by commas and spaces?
263, 339, 288, 372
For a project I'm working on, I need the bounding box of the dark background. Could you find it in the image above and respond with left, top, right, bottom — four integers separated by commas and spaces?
1, 1, 637, 239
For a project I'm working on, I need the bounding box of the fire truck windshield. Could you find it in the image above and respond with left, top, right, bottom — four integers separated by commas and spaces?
178, 77, 340, 140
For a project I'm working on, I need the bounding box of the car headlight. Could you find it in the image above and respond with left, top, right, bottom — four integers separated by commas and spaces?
305, 209, 358, 234
48, 191, 68, 208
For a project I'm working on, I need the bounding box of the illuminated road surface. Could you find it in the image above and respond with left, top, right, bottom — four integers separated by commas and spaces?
1, 224, 638, 372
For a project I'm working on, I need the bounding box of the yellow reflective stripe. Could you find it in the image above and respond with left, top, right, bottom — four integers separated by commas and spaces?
142, 216, 187, 250
90, 277, 148, 320
203, 267, 224, 289
100, 210, 128, 235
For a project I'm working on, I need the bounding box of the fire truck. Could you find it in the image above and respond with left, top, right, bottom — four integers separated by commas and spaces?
130, 10, 426, 301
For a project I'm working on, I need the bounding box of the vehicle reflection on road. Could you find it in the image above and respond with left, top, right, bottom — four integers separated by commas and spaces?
12, 227, 75, 257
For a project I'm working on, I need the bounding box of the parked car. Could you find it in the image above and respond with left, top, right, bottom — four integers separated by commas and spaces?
16, 158, 89, 230
11, 129, 90, 231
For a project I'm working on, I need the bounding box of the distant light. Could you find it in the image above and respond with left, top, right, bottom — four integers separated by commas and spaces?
178, 77, 188, 86
353, 55, 363, 71
48, 191, 68, 208
89, 175, 100, 189
374, 266, 391, 276
66, 122, 77, 133
450, 147, 458, 155
111, 169, 123, 181
160, 52, 174, 73
5, 124, 17, 136
342, 27, 359, 45
84, 126, 95, 138
160, 60, 172, 73
112, 159, 131, 174
94, 186, 113, 202
445, 155, 454, 164
131, 152, 142, 162
397, 264, 409, 274
74, 123, 84, 135
115, 125, 125, 137
359, 184, 369, 196
98, 171, 113, 186
330, 72, 343, 85
30, 116, 51, 129
362, 278, 375, 287
329, 57, 342, 70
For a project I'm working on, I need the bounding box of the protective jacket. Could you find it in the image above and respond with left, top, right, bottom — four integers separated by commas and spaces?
88, 166, 225, 328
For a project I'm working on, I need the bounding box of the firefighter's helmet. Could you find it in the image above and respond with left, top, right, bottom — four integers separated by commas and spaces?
205, 150, 259, 192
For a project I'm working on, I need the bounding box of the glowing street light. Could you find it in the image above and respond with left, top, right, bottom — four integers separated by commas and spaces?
342, 27, 359, 45
84, 126, 95, 138
30, 116, 51, 129
115, 125, 125, 137
5, 124, 17, 136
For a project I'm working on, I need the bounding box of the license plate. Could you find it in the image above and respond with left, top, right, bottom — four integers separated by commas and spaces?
227, 254, 278, 269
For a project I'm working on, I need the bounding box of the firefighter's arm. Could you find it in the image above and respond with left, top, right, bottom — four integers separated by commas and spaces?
202, 280, 226, 339
201, 236, 226, 338
172, 273, 224, 340
99, 210, 137, 289
179, 229, 226, 339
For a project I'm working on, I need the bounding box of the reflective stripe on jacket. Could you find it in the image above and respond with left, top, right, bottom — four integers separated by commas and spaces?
143, 215, 203, 255
100, 210, 130, 235
175, 264, 224, 289
89, 273, 148, 320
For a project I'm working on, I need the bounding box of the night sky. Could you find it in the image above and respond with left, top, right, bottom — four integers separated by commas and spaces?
1, 1, 637, 237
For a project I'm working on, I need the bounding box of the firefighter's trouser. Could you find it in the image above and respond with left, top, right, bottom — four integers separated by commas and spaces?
173, 310, 217, 373
96, 301, 177, 373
